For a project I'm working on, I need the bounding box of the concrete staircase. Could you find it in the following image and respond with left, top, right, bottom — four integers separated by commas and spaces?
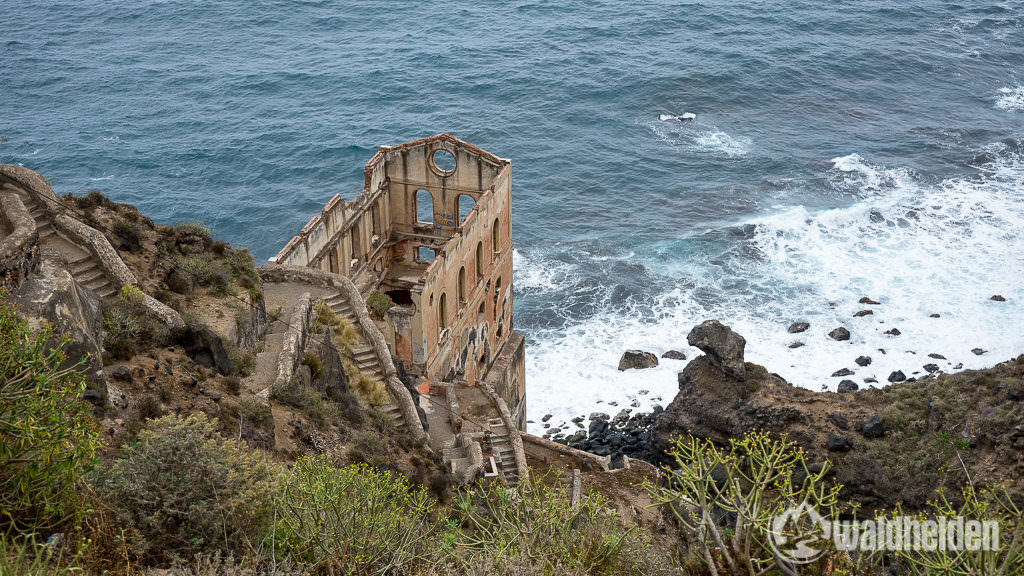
7, 184, 118, 298
488, 417, 520, 485
321, 291, 407, 430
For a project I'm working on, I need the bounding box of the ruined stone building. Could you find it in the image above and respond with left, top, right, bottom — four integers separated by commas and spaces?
268, 134, 527, 479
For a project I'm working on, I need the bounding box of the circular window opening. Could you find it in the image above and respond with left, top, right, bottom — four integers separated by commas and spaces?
430, 148, 457, 176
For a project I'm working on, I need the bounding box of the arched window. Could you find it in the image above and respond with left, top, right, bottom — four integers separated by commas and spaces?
438, 292, 448, 331
458, 266, 467, 304
491, 218, 500, 259
416, 189, 434, 224
494, 276, 502, 302
458, 194, 476, 225
477, 300, 486, 322
475, 242, 484, 281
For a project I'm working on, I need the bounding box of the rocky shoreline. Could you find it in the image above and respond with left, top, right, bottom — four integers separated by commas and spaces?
545, 315, 1024, 511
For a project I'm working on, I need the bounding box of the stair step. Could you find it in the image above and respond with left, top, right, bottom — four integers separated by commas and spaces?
76, 267, 106, 284
264, 332, 285, 350
37, 224, 54, 238
94, 284, 117, 299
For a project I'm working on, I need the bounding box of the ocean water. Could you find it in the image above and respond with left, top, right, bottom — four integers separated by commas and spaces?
4, 1, 1024, 431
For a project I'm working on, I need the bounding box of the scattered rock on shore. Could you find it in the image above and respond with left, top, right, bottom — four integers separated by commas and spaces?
788, 322, 810, 333
884, 328, 901, 336
832, 368, 855, 377
788, 341, 805, 349
991, 295, 1006, 302
855, 355, 872, 366
837, 380, 859, 393
854, 310, 874, 317
859, 297, 881, 305
888, 370, 906, 383
618, 350, 658, 371
661, 350, 687, 360
972, 348, 987, 356
829, 327, 851, 341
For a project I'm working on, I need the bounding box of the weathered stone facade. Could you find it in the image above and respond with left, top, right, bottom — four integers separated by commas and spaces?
271, 134, 526, 431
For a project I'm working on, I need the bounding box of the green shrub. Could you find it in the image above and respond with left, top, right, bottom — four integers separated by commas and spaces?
0, 534, 81, 576
270, 376, 339, 429
103, 287, 166, 359
226, 345, 255, 377
177, 220, 212, 240
0, 295, 99, 530
889, 484, 1023, 576
451, 473, 661, 575
302, 351, 323, 379
91, 413, 278, 564
366, 291, 393, 319
649, 431, 843, 576
274, 456, 438, 573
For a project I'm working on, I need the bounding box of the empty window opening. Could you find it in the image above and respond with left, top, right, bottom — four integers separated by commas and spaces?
458, 266, 467, 304
416, 246, 436, 262
416, 189, 434, 224
371, 201, 382, 236
494, 276, 502, 301
350, 226, 362, 261
475, 242, 484, 281
491, 218, 500, 258
387, 289, 414, 306
458, 194, 476, 225
477, 301, 486, 322
431, 148, 457, 176
438, 293, 448, 330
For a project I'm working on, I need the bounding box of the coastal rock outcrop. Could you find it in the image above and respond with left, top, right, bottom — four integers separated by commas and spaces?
828, 327, 850, 341
650, 321, 1024, 511
686, 319, 746, 380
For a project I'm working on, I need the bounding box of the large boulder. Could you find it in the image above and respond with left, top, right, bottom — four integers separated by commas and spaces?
10, 251, 106, 400
686, 320, 746, 380
618, 350, 659, 371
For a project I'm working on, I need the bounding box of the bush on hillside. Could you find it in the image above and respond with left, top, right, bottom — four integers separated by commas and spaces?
0, 294, 99, 530
0, 534, 81, 576
90, 413, 278, 564
648, 431, 844, 576
273, 456, 438, 574
450, 473, 664, 575
366, 291, 393, 319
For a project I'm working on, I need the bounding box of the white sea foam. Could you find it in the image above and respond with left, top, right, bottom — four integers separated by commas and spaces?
522, 144, 1024, 434
996, 86, 1024, 111
644, 117, 752, 157
89, 175, 114, 181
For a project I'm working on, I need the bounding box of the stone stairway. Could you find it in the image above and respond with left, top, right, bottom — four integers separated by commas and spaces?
488, 417, 520, 485
6, 183, 118, 298
248, 318, 288, 399
322, 291, 407, 430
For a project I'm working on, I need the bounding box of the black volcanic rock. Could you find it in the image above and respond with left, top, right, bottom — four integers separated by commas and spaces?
788, 322, 810, 333
687, 320, 746, 380
829, 327, 851, 341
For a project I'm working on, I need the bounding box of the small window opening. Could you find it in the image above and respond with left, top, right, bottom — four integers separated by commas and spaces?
416, 189, 434, 224
458, 266, 467, 304
417, 246, 436, 262
458, 194, 476, 225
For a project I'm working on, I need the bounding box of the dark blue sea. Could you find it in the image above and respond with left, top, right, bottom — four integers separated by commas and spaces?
4, 1, 1024, 427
